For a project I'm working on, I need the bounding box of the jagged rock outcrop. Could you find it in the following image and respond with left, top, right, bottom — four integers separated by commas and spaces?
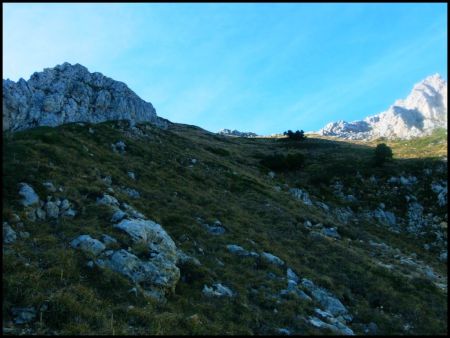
3, 62, 168, 132
318, 74, 447, 140
218, 129, 258, 137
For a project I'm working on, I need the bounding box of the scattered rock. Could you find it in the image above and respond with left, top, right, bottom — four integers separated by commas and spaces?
287, 268, 299, 284
101, 234, 118, 246
26, 209, 36, 222
11, 307, 37, 324
407, 202, 426, 233
96, 249, 179, 295
18, 183, 39, 206
226, 244, 258, 257
334, 207, 354, 224
431, 181, 447, 207
112, 141, 126, 153
45, 201, 59, 219
315, 202, 330, 212
290, 188, 313, 206
3, 222, 17, 244
35, 208, 46, 220
121, 187, 140, 199
122, 203, 145, 219
111, 210, 127, 223
276, 328, 291, 335
19, 231, 30, 239
343, 194, 357, 202
204, 221, 226, 235
177, 250, 201, 266
301, 278, 349, 317
102, 176, 112, 186
42, 181, 56, 192
321, 227, 341, 239
128, 171, 136, 180
372, 208, 396, 227
113, 218, 180, 292
268, 171, 276, 179
363, 322, 378, 334
96, 194, 119, 207
62, 208, 77, 217
70, 235, 106, 256
261, 252, 284, 266
202, 283, 234, 297
60, 199, 71, 211
308, 316, 354, 335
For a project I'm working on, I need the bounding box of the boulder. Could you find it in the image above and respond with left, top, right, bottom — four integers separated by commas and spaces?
114, 219, 177, 259
18, 183, 39, 206
70, 235, 106, 256
113, 218, 180, 291
97, 249, 179, 294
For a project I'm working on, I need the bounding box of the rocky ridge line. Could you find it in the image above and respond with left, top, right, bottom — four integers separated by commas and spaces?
3, 62, 168, 132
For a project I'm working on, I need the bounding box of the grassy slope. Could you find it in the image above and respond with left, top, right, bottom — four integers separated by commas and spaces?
2, 121, 448, 335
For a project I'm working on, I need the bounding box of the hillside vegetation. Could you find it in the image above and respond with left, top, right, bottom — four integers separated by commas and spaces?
3, 121, 448, 335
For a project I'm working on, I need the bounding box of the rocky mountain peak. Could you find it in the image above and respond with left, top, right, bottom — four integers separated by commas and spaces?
319, 74, 447, 140
3, 62, 168, 132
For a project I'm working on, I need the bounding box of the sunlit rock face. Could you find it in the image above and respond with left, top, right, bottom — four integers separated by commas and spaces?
319, 74, 447, 140
3, 62, 168, 132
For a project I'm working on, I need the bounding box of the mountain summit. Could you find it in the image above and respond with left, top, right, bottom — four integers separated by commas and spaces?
3, 62, 168, 132
318, 74, 447, 140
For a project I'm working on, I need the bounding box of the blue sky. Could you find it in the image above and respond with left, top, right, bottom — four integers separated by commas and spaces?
3, 3, 447, 134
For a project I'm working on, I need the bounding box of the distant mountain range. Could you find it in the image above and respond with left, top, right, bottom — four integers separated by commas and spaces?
318, 74, 447, 140
217, 129, 258, 137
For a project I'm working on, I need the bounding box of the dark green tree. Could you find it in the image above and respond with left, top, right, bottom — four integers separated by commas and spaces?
283, 129, 306, 141
374, 143, 393, 166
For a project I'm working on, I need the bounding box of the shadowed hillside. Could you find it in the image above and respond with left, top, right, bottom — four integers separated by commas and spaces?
2, 121, 447, 335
